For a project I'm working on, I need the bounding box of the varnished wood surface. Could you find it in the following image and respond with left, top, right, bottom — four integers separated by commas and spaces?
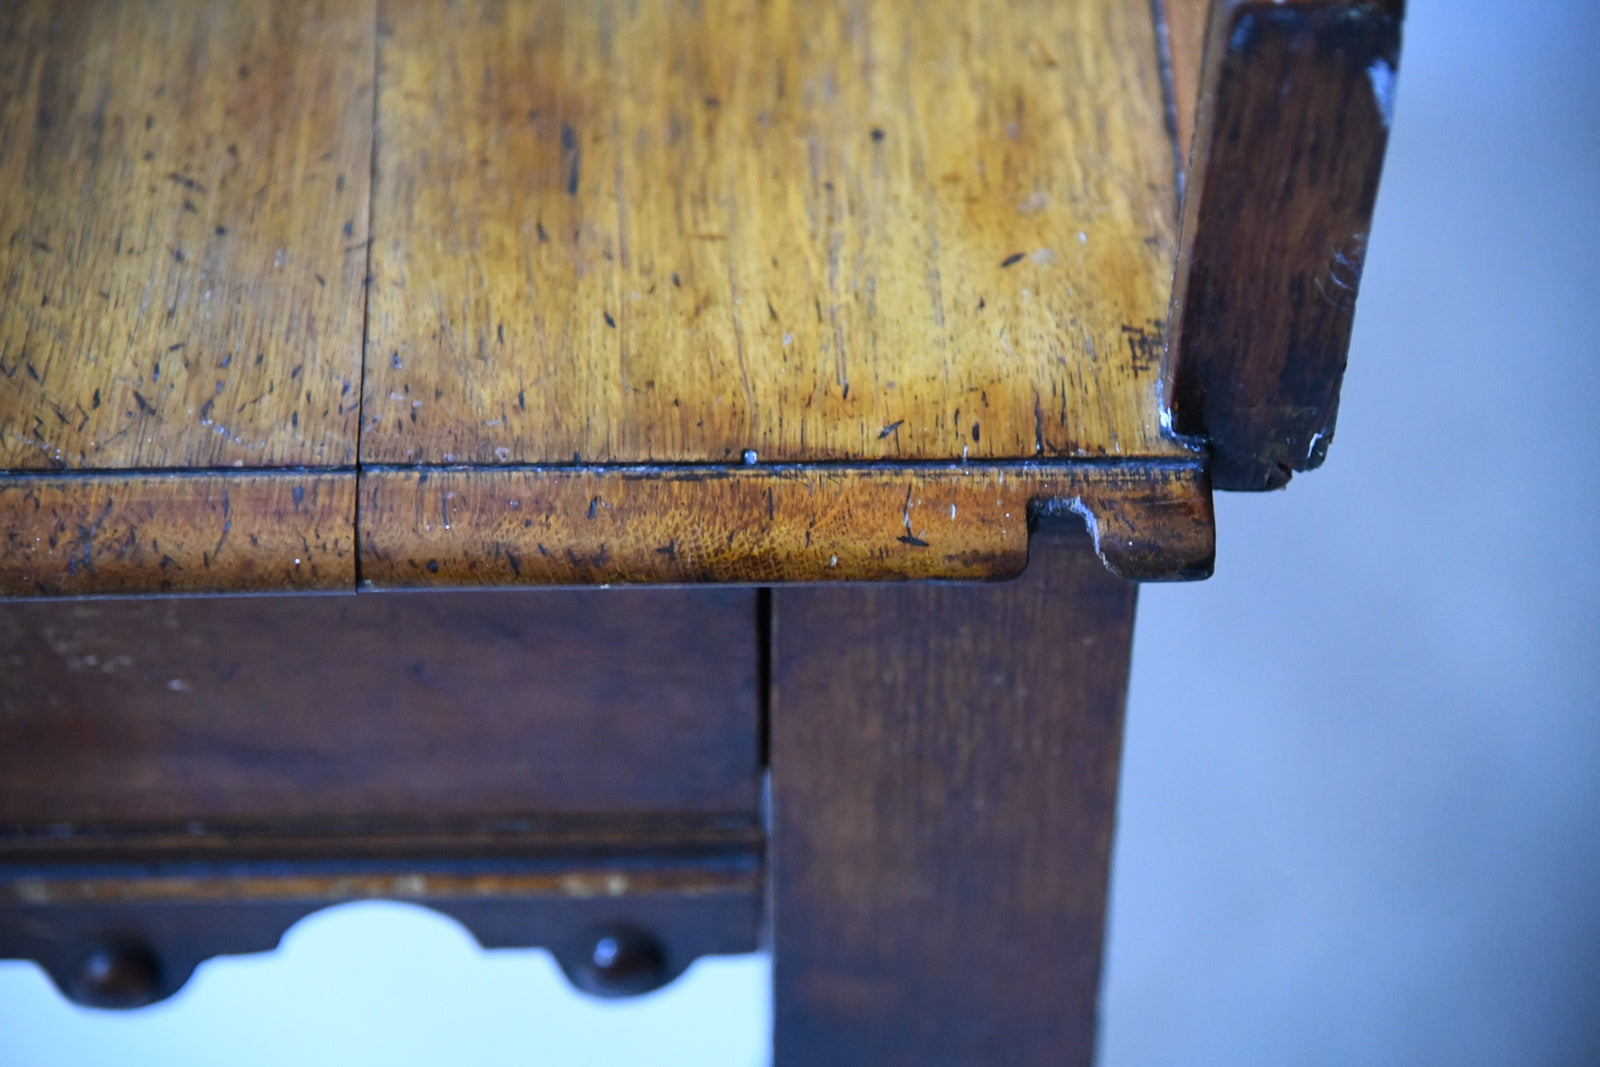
363, 0, 1184, 466
0, 589, 760, 822
770, 520, 1133, 1065
0, 472, 354, 595
0, 0, 1367, 591
0, 460, 1210, 592
358, 460, 1213, 585
0, 0, 375, 471
1163, 0, 1403, 489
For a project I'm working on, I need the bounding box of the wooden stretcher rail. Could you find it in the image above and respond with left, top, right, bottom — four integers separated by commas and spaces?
1, 846, 763, 1007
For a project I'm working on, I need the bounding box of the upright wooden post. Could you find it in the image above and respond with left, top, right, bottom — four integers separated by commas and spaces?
770, 519, 1137, 1065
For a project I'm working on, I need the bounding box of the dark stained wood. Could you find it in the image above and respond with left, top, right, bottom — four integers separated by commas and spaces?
0, 845, 760, 904
358, 460, 1213, 586
0, 584, 764, 1006
769, 518, 1135, 1065
0, 816, 761, 868
0, 588, 761, 822
0, 0, 375, 471
0, 853, 761, 1007
1163, 0, 1405, 490
0, 472, 354, 596
362, 0, 1184, 467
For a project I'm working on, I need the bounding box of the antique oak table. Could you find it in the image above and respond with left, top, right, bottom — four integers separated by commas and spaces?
0, 1, 1401, 1062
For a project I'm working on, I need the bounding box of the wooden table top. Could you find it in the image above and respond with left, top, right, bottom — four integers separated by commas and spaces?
0, 0, 1401, 595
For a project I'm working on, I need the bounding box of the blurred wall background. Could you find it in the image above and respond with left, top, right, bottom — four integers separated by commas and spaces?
1102, 3, 1600, 1063
3, 0, 1596, 1062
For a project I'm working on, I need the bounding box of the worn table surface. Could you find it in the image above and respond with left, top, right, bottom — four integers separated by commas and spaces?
0, 0, 1216, 594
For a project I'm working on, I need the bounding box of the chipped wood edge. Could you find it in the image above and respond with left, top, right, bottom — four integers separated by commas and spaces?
357, 461, 1214, 586
0, 471, 355, 596
1163, 0, 1405, 491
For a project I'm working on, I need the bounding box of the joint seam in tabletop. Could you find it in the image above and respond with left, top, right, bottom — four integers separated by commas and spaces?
352, 0, 384, 590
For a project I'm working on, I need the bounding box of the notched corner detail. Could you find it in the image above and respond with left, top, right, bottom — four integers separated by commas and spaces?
1030, 474, 1215, 583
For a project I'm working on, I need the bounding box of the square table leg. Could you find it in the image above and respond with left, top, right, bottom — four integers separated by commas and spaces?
770, 518, 1135, 1065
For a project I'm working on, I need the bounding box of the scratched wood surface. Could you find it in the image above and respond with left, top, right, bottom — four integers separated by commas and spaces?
0, 0, 1233, 594
0, 0, 374, 471
362, 0, 1186, 466
0, 472, 354, 595
357, 460, 1213, 585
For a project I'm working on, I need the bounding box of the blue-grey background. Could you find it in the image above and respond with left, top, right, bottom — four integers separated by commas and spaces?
3, 0, 1596, 1061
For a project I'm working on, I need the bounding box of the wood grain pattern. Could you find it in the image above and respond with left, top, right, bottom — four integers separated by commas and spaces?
1163, 0, 1404, 489
770, 520, 1133, 1065
362, 0, 1185, 466
0, 0, 1238, 594
0, 589, 760, 823
0, 0, 374, 471
357, 461, 1213, 585
0, 472, 353, 596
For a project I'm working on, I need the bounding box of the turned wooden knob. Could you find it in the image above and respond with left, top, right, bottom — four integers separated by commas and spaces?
572, 927, 668, 998
67, 941, 163, 1009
